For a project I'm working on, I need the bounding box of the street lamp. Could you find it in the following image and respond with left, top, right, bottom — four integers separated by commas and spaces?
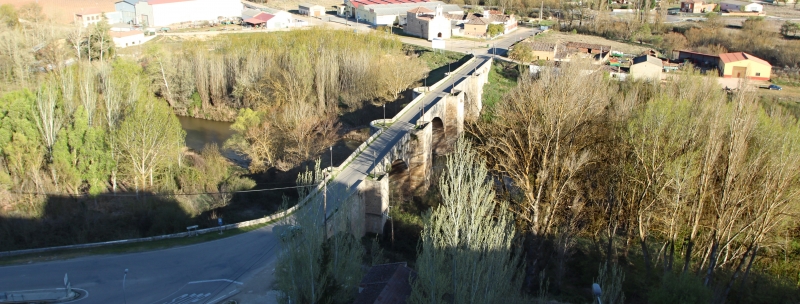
123, 269, 128, 304
383, 103, 386, 126
592, 283, 602, 304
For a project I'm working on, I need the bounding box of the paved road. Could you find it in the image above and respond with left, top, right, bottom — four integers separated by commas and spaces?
0, 226, 281, 304
0, 25, 534, 304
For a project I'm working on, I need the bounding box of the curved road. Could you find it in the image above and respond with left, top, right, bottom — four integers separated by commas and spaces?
0, 28, 534, 304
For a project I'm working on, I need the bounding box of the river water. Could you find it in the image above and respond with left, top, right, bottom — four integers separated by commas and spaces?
178, 116, 249, 167
178, 116, 362, 169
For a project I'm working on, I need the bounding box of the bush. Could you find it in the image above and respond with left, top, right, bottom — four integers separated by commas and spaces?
649, 273, 712, 304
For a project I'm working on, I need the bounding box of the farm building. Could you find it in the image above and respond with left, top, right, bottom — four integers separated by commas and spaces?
718, 52, 771, 81
299, 3, 326, 17
111, 30, 145, 48
720, 1, 763, 12
630, 55, 663, 81
243, 11, 293, 29
343, 0, 462, 26
134, 0, 243, 27
673, 50, 719, 67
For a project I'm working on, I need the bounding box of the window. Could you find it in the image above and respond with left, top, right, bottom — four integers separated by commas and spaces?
755, 72, 761, 76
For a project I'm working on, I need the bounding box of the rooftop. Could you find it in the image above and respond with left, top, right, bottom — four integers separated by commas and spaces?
719, 52, 771, 66
525, 41, 558, 52
110, 30, 143, 38
466, 17, 489, 25
632, 55, 664, 67
565, 41, 612, 52
408, 6, 433, 13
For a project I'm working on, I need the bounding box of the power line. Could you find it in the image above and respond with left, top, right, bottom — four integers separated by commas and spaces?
8, 184, 319, 198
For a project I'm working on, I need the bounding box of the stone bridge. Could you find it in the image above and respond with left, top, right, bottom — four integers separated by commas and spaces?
301, 56, 493, 237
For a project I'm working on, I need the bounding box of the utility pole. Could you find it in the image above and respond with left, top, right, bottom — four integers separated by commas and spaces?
540, 1, 544, 20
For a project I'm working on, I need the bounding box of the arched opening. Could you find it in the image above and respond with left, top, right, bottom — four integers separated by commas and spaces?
431, 117, 445, 155
437, 32, 442, 38
388, 159, 410, 200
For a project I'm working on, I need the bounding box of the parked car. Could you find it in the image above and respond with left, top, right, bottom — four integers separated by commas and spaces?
759, 84, 782, 90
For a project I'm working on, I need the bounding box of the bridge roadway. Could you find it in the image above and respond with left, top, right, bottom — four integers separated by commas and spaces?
0, 29, 535, 304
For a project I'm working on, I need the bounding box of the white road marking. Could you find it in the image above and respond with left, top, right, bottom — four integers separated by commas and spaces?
164, 292, 210, 304
207, 289, 239, 304
187, 279, 243, 285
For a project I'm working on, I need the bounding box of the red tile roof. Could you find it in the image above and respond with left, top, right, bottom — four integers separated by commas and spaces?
254, 12, 275, 21
148, 0, 192, 5
719, 52, 771, 66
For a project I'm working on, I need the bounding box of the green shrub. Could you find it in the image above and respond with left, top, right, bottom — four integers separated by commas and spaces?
649, 273, 712, 304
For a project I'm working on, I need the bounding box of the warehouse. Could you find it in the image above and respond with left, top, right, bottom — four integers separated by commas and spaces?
718, 52, 771, 81
344, 0, 462, 26
134, 0, 243, 27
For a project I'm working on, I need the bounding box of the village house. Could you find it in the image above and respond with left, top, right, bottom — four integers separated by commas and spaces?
243, 11, 293, 29
630, 55, 663, 81
563, 41, 612, 63
680, 0, 717, 13
404, 6, 452, 40
299, 3, 326, 17
463, 16, 490, 36
74, 8, 108, 27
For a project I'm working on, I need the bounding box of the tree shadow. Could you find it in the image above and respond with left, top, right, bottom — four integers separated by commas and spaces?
0, 192, 195, 252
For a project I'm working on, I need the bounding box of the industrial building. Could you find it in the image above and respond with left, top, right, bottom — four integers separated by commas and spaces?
124, 0, 242, 27
718, 52, 771, 81
343, 0, 462, 26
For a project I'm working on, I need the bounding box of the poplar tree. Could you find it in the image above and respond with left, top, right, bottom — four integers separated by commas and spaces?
410, 138, 523, 304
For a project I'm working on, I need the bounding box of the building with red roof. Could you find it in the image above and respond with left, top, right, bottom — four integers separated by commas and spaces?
718, 52, 772, 81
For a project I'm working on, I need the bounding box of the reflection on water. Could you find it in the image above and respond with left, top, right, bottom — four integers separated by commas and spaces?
178, 116, 249, 167
179, 116, 362, 169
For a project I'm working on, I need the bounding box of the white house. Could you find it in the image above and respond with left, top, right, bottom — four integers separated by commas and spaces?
720, 1, 763, 12
74, 8, 107, 27
243, 11, 293, 29
299, 3, 326, 17
111, 30, 145, 48
135, 0, 243, 27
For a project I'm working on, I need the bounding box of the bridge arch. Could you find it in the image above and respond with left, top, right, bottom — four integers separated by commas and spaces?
431, 117, 445, 155
389, 159, 410, 199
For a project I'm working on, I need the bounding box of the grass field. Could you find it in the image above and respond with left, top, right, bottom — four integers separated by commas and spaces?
0, 0, 117, 24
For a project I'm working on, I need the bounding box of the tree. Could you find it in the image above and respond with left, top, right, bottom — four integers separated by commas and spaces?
409, 138, 522, 303
509, 43, 535, 64
0, 4, 19, 28
274, 163, 364, 304
115, 97, 184, 192
487, 24, 505, 37
780, 21, 800, 37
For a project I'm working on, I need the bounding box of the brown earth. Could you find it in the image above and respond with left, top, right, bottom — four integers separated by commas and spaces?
0, 0, 117, 24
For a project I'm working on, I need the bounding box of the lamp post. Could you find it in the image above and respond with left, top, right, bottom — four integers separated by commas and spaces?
123, 269, 128, 304
592, 283, 602, 304
383, 103, 386, 127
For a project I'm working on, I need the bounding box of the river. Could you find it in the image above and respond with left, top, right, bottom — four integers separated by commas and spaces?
178, 116, 362, 169
178, 116, 249, 167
